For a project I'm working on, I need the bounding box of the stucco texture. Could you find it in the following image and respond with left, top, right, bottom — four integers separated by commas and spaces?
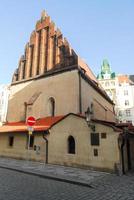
48, 114, 120, 172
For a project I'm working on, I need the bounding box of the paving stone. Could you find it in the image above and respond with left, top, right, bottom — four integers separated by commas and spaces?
0, 157, 134, 199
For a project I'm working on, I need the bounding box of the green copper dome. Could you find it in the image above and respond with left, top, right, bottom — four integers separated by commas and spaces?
101, 59, 111, 74
97, 59, 116, 80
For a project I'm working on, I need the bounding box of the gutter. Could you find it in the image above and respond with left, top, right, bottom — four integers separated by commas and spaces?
43, 130, 49, 164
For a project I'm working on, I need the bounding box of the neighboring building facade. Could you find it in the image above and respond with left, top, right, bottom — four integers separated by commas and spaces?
116, 75, 134, 124
0, 85, 10, 125
97, 60, 134, 125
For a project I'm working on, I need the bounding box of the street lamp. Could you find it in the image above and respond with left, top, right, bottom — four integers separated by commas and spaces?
85, 107, 95, 132
85, 107, 91, 125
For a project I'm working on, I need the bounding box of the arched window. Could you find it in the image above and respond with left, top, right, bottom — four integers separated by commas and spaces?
49, 97, 55, 116
68, 136, 75, 154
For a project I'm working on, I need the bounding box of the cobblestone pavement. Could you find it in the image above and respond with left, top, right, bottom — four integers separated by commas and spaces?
0, 167, 134, 200
0, 157, 109, 186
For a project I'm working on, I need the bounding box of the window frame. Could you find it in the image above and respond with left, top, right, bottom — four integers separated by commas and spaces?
68, 136, 75, 154
8, 136, 14, 148
101, 132, 107, 139
124, 90, 128, 96
91, 133, 100, 146
93, 149, 98, 156
49, 97, 55, 117
126, 109, 131, 116
125, 100, 129, 106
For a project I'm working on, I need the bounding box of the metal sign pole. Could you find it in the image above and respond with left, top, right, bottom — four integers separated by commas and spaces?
27, 127, 33, 162
27, 132, 30, 162
28, 132, 31, 151
26, 116, 36, 165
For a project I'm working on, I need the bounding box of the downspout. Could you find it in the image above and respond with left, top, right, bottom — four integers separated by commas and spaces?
118, 134, 125, 174
78, 71, 82, 114
43, 130, 49, 164
24, 102, 28, 120
121, 138, 125, 174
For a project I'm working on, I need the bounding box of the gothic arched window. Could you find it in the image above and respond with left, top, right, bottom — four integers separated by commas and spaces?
68, 136, 75, 154
49, 97, 55, 116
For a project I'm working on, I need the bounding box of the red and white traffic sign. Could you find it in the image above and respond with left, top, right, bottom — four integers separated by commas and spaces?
27, 116, 36, 126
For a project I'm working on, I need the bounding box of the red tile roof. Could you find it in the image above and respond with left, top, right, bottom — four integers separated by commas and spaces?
0, 113, 126, 134
0, 116, 64, 133
78, 56, 98, 83
118, 75, 129, 84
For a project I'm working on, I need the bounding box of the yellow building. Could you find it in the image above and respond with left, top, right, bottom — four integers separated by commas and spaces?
0, 113, 124, 173
0, 11, 129, 173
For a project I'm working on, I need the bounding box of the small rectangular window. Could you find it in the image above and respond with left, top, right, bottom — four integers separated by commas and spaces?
125, 100, 129, 106
105, 82, 109, 87
111, 81, 115, 86
8, 136, 14, 147
91, 133, 99, 146
30, 135, 34, 148
118, 110, 123, 116
94, 149, 98, 156
126, 109, 131, 116
101, 133, 107, 139
124, 90, 128, 96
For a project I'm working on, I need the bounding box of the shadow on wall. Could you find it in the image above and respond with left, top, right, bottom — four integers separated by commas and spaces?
7, 79, 58, 122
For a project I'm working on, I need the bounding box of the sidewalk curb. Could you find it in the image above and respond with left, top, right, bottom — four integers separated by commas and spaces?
0, 165, 93, 188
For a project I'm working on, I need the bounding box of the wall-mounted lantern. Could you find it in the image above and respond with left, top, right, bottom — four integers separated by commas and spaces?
85, 107, 96, 132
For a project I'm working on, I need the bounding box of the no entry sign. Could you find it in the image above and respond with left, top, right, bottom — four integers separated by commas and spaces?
27, 116, 36, 126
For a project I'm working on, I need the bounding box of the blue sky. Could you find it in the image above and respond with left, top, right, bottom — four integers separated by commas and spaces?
0, 0, 134, 84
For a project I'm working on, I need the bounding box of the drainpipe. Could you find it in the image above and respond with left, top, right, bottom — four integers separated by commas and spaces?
121, 138, 125, 174
78, 71, 82, 114
43, 130, 49, 164
118, 134, 125, 174
24, 102, 27, 120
